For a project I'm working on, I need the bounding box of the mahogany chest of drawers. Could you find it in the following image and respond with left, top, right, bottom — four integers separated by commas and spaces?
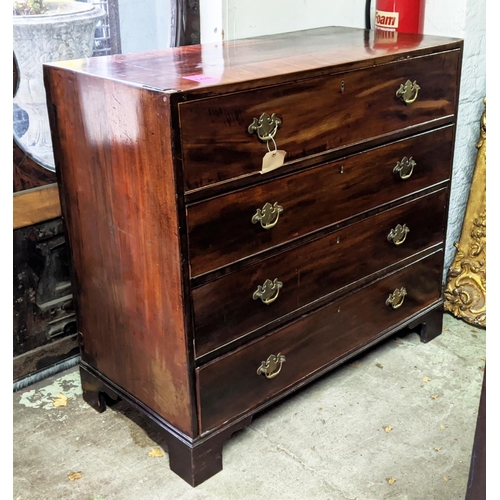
44, 26, 463, 486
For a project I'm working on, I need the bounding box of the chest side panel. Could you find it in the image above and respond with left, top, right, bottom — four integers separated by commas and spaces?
44, 68, 195, 437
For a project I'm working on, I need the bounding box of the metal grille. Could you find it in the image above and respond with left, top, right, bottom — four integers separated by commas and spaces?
91, 0, 121, 56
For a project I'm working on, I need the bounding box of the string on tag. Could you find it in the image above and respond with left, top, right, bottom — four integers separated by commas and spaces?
261, 134, 286, 174
266, 136, 278, 156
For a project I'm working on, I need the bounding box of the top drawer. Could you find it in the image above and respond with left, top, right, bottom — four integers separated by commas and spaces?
179, 50, 460, 192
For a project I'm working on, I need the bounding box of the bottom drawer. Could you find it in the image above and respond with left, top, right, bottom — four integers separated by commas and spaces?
197, 251, 443, 432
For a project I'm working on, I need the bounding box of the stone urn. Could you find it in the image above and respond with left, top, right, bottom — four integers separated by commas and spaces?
13, 2, 105, 171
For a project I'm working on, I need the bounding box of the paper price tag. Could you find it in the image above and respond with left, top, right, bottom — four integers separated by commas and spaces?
261, 150, 287, 174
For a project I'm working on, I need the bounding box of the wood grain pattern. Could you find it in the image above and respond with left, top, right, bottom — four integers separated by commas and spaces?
46, 27, 461, 96
188, 126, 454, 277
197, 250, 444, 432
13, 184, 61, 229
43, 27, 462, 486
79, 362, 253, 487
466, 369, 486, 500
179, 50, 459, 191
44, 68, 196, 437
14, 335, 79, 382
193, 189, 448, 358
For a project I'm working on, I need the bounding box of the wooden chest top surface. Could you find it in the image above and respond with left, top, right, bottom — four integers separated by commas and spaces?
46, 26, 462, 94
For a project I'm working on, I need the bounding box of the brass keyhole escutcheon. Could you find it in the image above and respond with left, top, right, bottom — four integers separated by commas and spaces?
388, 224, 410, 246
396, 79, 420, 105
386, 287, 407, 309
257, 353, 286, 379
253, 278, 283, 305
393, 157, 416, 180
248, 112, 282, 142
252, 202, 283, 230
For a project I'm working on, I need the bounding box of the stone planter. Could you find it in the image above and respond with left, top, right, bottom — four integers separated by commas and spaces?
13, 2, 105, 171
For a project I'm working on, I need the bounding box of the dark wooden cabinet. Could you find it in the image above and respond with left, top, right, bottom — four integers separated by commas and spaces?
43, 26, 463, 486
13, 218, 78, 382
13, 51, 77, 386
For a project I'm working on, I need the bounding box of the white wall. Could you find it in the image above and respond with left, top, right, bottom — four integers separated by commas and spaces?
200, 0, 486, 275
223, 0, 365, 40
424, 0, 486, 274
200, 0, 224, 43
118, 0, 172, 53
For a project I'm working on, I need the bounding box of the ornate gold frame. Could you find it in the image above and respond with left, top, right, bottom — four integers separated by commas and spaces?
444, 99, 486, 327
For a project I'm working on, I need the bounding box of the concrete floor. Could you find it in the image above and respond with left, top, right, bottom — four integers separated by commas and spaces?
13, 313, 485, 500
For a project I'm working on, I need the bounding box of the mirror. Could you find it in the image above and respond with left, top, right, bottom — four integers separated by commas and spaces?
13, 0, 175, 172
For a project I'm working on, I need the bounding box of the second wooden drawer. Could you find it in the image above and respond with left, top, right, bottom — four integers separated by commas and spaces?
187, 126, 454, 277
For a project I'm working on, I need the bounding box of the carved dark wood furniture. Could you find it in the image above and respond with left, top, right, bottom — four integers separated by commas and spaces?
44, 26, 463, 486
13, 54, 78, 385
466, 368, 486, 499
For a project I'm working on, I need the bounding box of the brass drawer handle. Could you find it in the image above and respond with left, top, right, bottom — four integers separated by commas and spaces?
253, 278, 283, 305
257, 353, 286, 379
396, 79, 420, 105
387, 224, 410, 246
393, 156, 416, 180
248, 112, 282, 142
386, 287, 407, 309
252, 202, 283, 229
